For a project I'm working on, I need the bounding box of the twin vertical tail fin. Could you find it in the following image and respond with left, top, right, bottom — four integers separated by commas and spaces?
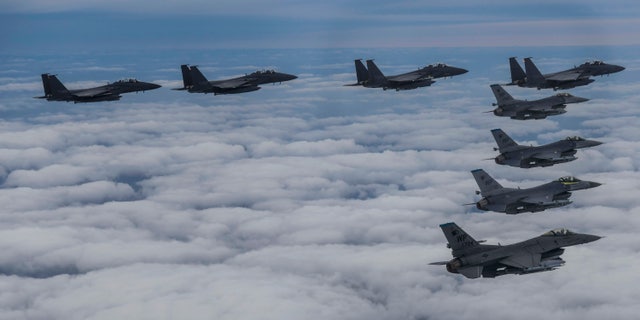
365, 60, 386, 85
187, 66, 209, 85
180, 64, 193, 88
490, 128, 520, 152
509, 57, 526, 85
439, 222, 480, 256
36, 74, 71, 99
354, 59, 368, 84
524, 58, 545, 87
490, 84, 515, 105
471, 169, 503, 195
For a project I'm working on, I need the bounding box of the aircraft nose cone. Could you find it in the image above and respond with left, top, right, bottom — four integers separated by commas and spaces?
614, 65, 625, 73
585, 140, 603, 147
587, 181, 602, 189
150, 83, 162, 89
582, 234, 602, 243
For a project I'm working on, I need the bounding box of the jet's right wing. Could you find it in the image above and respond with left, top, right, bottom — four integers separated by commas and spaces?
72, 88, 113, 98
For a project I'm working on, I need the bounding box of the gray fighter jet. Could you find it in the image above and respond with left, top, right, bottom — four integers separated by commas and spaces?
470, 169, 601, 214
490, 129, 602, 168
508, 57, 624, 90
429, 222, 601, 278
35, 74, 161, 103
489, 84, 588, 119
345, 59, 467, 91
174, 64, 297, 95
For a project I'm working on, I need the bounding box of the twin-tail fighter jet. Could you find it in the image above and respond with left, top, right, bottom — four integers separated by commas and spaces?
345, 59, 467, 91
470, 169, 601, 214
490, 129, 602, 168
508, 57, 624, 90
174, 64, 297, 95
489, 84, 589, 119
429, 222, 600, 278
35, 74, 161, 103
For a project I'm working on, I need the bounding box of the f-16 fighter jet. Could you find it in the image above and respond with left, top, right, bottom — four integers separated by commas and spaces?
345, 59, 467, 91
489, 84, 588, 120
174, 64, 297, 95
429, 222, 600, 278
508, 57, 624, 90
490, 128, 602, 168
470, 169, 601, 214
35, 74, 161, 103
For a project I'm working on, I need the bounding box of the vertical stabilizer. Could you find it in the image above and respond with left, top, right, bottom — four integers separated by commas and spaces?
180, 65, 193, 88
490, 128, 520, 152
365, 60, 386, 85
471, 169, 503, 195
188, 66, 209, 84
490, 84, 515, 105
524, 58, 546, 87
439, 222, 480, 256
354, 59, 368, 84
43, 74, 71, 98
509, 57, 526, 84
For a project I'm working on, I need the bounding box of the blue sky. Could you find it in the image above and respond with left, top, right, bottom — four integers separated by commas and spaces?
1, 1, 640, 320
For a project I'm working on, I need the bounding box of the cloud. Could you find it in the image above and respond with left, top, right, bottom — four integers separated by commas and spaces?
0, 49, 638, 320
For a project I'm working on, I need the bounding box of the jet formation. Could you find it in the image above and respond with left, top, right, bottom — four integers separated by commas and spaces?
489, 84, 589, 119
174, 64, 297, 95
35, 74, 160, 103
429, 222, 600, 278
490, 128, 602, 168
345, 59, 467, 91
508, 57, 624, 90
470, 169, 601, 214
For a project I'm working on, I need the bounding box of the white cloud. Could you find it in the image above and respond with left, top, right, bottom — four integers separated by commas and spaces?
0, 50, 638, 319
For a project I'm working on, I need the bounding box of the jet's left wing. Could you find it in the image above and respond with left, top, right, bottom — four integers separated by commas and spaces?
387, 71, 428, 82
519, 194, 555, 205
500, 252, 542, 269
546, 71, 584, 82
72, 88, 112, 98
212, 79, 252, 89
527, 151, 563, 161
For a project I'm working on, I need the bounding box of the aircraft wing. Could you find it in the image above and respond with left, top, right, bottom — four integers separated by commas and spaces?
519, 194, 554, 205
212, 79, 252, 89
528, 151, 561, 161
387, 71, 425, 82
499, 252, 542, 269
73, 88, 112, 98
546, 71, 584, 82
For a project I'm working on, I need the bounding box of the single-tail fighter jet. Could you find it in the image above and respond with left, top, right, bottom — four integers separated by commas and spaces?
490, 129, 602, 168
508, 57, 624, 90
429, 222, 601, 278
470, 169, 601, 214
35, 74, 161, 103
489, 84, 589, 119
345, 59, 467, 91
174, 64, 297, 95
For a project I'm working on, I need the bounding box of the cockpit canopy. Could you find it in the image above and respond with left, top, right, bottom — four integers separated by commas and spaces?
542, 228, 575, 237
558, 176, 581, 183
565, 136, 585, 141
426, 63, 448, 68
116, 78, 139, 83
252, 69, 276, 75
582, 60, 604, 66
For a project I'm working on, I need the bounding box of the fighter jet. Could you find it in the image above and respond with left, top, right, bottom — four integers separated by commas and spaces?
174, 64, 297, 95
35, 74, 161, 103
490, 128, 603, 168
470, 169, 601, 214
508, 57, 624, 90
489, 84, 589, 120
345, 59, 467, 91
429, 222, 601, 278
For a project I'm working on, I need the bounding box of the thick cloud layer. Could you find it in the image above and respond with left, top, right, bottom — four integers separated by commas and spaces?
0, 48, 638, 320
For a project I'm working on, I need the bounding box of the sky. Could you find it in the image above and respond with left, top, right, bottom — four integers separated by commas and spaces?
0, 1, 640, 320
